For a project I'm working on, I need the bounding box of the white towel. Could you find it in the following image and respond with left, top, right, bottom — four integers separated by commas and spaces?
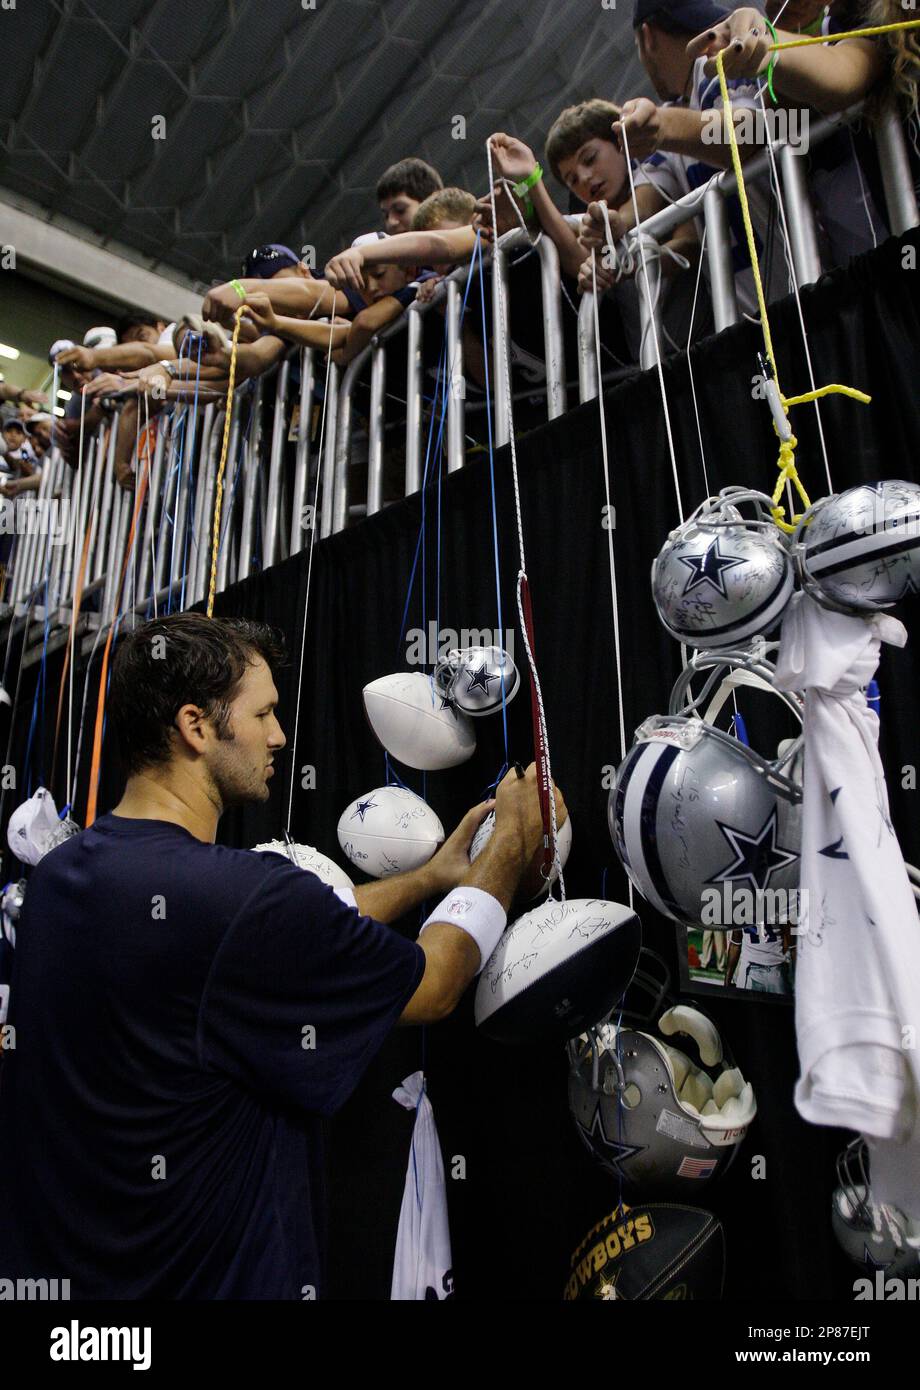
774, 592, 920, 1205
390, 1071, 454, 1300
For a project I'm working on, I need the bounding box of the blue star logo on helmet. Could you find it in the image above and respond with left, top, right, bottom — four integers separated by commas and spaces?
350, 798, 378, 822
580, 1102, 645, 1176
707, 807, 799, 893
465, 664, 498, 696
677, 536, 747, 599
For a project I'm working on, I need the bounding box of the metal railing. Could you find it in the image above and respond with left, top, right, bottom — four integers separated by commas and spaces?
1, 103, 916, 669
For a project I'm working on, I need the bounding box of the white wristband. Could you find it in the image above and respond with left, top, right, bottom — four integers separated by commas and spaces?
420, 887, 507, 973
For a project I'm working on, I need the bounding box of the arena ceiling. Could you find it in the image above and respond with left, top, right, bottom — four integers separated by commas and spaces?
0, 0, 650, 296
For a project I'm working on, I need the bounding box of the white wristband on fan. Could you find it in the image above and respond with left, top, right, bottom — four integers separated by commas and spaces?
420, 887, 506, 972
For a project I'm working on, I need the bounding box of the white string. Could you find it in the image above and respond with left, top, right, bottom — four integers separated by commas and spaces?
616, 125, 685, 523
685, 223, 711, 495
589, 251, 635, 913
848, 123, 878, 251
285, 315, 339, 835
486, 139, 564, 901
757, 86, 834, 496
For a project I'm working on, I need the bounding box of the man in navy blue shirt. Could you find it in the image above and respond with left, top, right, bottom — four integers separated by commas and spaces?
0, 612, 559, 1299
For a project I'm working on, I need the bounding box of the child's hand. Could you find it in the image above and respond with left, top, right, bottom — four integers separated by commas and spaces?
325, 248, 365, 291
242, 293, 278, 332
488, 132, 537, 182
686, 7, 770, 80
612, 98, 662, 159
578, 202, 629, 254
473, 183, 527, 242
414, 276, 443, 305
577, 256, 619, 297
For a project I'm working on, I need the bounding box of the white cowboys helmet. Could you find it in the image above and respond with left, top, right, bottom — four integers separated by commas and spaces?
568, 954, 756, 1193
651, 488, 795, 649
609, 650, 803, 929
433, 645, 520, 717
831, 1138, 920, 1276
795, 480, 920, 614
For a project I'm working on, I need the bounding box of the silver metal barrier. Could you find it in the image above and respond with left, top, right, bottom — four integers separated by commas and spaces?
2, 103, 916, 672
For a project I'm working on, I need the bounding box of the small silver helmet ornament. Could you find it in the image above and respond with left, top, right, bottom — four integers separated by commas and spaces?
568, 953, 756, 1194
1, 878, 26, 948
831, 1138, 920, 1276
608, 650, 803, 928
433, 645, 520, 717
795, 480, 920, 615
651, 488, 795, 650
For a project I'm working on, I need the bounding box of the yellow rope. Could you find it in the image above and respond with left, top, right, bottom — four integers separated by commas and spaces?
206, 304, 245, 619
709, 21, 920, 529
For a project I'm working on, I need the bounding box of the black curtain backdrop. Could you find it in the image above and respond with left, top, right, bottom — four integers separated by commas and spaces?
4, 229, 920, 1301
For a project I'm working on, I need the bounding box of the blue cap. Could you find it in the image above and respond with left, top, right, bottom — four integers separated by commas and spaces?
241, 244, 301, 279
633, 0, 733, 33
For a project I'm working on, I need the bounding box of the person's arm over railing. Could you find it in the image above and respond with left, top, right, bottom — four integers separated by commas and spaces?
324, 227, 477, 291
203, 276, 349, 329
686, 9, 886, 114
241, 295, 350, 353
486, 133, 586, 278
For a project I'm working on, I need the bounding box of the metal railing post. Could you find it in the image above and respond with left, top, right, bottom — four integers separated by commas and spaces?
217, 399, 242, 595
262, 359, 290, 569
290, 348, 315, 556
636, 241, 663, 372
90, 415, 119, 585
536, 236, 567, 419
367, 343, 387, 514
319, 365, 340, 539
446, 279, 466, 472
237, 381, 263, 581
779, 142, 823, 287
135, 416, 168, 606
492, 242, 512, 446
333, 346, 372, 533
404, 307, 423, 496
703, 187, 740, 331
188, 404, 217, 606
876, 105, 920, 235
578, 293, 599, 403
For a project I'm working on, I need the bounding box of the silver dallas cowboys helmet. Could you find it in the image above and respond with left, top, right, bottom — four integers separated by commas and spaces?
568, 954, 756, 1194
651, 488, 795, 649
796, 480, 920, 614
831, 1138, 920, 1276
433, 645, 520, 717
609, 650, 803, 929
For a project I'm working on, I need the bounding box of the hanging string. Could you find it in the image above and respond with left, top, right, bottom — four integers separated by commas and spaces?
284, 314, 341, 835
589, 250, 634, 915
710, 31, 892, 528
207, 305, 245, 620
474, 232, 511, 781
610, 130, 685, 523
486, 139, 563, 899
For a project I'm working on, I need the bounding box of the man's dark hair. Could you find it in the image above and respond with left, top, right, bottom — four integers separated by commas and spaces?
636, 7, 695, 31
115, 311, 166, 341
109, 613, 287, 775
376, 157, 443, 203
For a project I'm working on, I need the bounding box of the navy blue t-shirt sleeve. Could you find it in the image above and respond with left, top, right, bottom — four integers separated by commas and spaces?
198, 861, 425, 1117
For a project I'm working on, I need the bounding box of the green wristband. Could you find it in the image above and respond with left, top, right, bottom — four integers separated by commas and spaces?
230, 278, 247, 300
512, 163, 543, 198
760, 17, 779, 104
